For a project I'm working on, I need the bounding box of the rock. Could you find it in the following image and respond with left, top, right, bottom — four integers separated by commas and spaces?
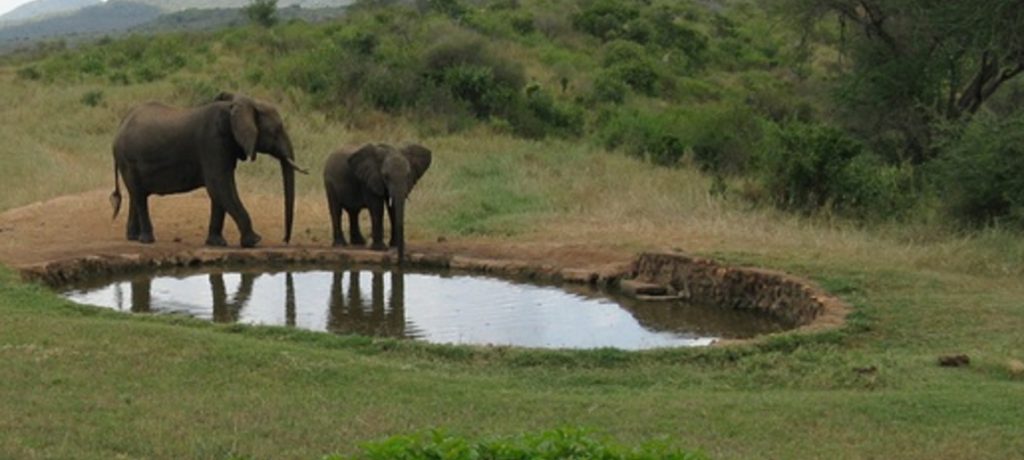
1007, 359, 1024, 378
853, 365, 877, 375
560, 269, 596, 284
938, 354, 970, 367
619, 279, 668, 297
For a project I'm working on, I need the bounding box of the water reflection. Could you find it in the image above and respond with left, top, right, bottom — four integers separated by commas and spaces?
62, 269, 791, 349
327, 270, 406, 337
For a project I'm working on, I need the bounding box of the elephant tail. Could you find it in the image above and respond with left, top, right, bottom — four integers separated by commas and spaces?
109, 161, 122, 220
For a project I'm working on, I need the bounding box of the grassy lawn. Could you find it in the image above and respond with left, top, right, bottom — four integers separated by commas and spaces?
2, 231, 1023, 458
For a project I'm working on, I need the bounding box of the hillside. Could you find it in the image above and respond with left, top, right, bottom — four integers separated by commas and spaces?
0, 0, 99, 24
0, 0, 353, 46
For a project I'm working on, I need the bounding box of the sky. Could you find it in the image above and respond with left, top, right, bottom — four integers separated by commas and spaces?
0, 0, 34, 16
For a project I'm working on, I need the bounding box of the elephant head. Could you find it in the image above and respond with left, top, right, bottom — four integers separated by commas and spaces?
349, 143, 432, 260
216, 92, 308, 243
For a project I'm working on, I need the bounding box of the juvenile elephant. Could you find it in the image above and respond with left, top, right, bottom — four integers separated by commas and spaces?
110, 92, 307, 247
323, 143, 432, 260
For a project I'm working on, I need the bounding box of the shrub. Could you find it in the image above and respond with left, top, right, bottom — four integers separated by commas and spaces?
590, 70, 628, 104
508, 87, 583, 139
337, 428, 706, 460
246, 0, 278, 28
16, 66, 41, 80
686, 103, 763, 175
80, 90, 104, 107
601, 40, 660, 95
757, 121, 914, 217
572, 0, 640, 41
935, 113, 1024, 227
423, 33, 525, 118
598, 109, 686, 166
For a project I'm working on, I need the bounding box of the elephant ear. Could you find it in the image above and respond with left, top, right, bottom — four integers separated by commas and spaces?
229, 97, 259, 162
401, 143, 432, 187
348, 144, 387, 196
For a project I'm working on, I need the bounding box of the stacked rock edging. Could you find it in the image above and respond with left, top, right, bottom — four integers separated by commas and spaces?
627, 251, 840, 326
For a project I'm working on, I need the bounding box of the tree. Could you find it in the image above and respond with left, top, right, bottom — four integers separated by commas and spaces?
783, 0, 1024, 162
246, 0, 278, 28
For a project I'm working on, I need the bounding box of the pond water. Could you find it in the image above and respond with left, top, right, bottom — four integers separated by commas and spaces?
60, 269, 790, 350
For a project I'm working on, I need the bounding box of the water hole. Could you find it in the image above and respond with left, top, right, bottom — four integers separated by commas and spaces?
60, 268, 792, 350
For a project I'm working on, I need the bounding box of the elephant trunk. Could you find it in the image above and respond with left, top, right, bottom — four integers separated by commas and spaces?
394, 197, 406, 264
280, 159, 295, 244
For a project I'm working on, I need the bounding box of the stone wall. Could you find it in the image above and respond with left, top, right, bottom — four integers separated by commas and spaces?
629, 251, 838, 326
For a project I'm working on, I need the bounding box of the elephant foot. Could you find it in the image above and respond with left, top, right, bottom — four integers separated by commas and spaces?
332, 238, 348, 247
138, 233, 155, 244
240, 233, 262, 248
126, 233, 140, 241
370, 241, 387, 251
205, 235, 228, 247
350, 236, 367, 246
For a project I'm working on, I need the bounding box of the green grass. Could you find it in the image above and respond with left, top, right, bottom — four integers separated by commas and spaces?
3, 247, 1024, 458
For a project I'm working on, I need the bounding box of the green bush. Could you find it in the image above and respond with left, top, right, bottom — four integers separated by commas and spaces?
80, 90, 104, 107
246, 0, 279, 28
757, 121, 913, 218
336, 428, 705, 460
508, 87, 584, 139
601, 40, 660, 95
686, 103, 763, 175
936, 113, 1024, 227
572, 0, 640, 42
590, 70, 628, 104
598, 109, 686, 166
423, 34, 525, 118
16, 66, 41, 80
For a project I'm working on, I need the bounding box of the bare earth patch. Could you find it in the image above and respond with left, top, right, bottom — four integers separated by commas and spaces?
0, 189, 848, 340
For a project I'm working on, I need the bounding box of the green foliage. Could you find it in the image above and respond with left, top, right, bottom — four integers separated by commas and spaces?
936, 113, 1024, 228
79, 90, 104, 107
246, 0, 279, 28
598, 109, 686, 166
686, 103, 763, 175
757, 121, 914, 218
601, 40, 661, 95
25, 34, 205, 85
342, 428, 705, 460
572, 0, 640, 42
15, 66, 41, 80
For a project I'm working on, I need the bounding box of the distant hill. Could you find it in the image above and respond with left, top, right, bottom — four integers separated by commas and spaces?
0, 0, 352, 48
0, 2, 161, 43
137, 5, 350, 34
0, 0, 100, 24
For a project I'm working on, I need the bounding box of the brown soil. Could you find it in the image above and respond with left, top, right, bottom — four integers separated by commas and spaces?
0, 189, 628, 271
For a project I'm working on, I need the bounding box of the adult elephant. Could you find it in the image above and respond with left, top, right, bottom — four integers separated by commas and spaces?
323, 143, 432, 261
110, 92, 307, 247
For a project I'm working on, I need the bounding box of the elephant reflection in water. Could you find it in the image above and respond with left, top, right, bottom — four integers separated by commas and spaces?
116, 278, 152, 313
327, 270, 406, 338
209, 272, 258, 323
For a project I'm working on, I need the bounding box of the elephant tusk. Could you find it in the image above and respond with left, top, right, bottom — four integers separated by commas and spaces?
284, 158, 309, 175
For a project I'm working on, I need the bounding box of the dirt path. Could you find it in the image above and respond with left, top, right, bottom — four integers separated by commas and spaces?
0, 189, 630, 271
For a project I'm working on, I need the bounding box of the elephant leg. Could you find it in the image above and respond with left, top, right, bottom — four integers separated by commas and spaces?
205, 201, 228, 247
367, 200, 386, 251
348, 208, 366, 246
387, 202, 397, 248
327, 190, 346, 247
205, 177, 260, 248
134, 192, 155, 244
125, 195, 140, 241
